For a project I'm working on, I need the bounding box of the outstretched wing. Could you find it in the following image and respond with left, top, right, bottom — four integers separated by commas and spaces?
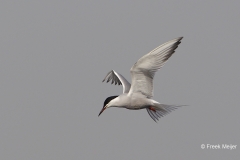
128, 37, 183, 98
146, 103, 182, 122
102, 70, 131, 93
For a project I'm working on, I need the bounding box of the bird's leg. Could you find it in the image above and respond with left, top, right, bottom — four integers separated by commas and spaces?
149, 106, 156, 112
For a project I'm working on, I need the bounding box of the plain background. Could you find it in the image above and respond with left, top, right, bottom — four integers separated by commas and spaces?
0, 1, 239, 159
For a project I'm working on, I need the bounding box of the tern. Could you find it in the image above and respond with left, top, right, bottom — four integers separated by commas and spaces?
98, 37, 183, 122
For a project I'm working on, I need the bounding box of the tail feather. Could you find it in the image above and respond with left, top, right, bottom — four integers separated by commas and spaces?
146, 103, 184, 122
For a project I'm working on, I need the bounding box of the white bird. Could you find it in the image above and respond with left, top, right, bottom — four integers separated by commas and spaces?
99, 37, 183, 122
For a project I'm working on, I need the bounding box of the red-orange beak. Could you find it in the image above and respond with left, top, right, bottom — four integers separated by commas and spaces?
98, 106, 107, 117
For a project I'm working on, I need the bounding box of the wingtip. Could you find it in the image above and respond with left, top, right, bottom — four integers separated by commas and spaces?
177, 37, 183, 41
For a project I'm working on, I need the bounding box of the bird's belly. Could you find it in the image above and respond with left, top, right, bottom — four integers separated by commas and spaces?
124, 93, 150, 110
126, 107, 141, 110
125, 103, 147, 110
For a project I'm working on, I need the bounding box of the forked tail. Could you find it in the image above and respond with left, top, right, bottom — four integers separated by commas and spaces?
146, 103, 184, 122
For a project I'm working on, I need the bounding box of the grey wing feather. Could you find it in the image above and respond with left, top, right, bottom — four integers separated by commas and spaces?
102, 70, 131, 93
146, 104, 183, 122
128, 37, 183, 98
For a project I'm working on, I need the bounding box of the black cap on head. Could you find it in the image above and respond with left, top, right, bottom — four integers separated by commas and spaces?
98, 95, 118, 117
103, 95, 118, 108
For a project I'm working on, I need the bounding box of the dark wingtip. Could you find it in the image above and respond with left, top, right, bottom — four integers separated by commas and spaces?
178, 37, 183, 40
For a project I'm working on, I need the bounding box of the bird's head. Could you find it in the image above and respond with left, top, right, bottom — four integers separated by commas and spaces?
98, 95, 118, 116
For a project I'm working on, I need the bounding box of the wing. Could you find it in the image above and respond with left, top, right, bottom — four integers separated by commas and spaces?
128, 37, 183, 98
146, 103, 182, 122
102, 70, 131, 93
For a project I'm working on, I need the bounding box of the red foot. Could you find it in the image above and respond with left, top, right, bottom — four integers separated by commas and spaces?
149, 106, 156, 112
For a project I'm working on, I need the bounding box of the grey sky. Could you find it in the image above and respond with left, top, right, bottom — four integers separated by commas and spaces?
0, 1, 239, 159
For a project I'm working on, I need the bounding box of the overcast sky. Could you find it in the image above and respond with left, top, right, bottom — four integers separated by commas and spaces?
0, 1, 239, 159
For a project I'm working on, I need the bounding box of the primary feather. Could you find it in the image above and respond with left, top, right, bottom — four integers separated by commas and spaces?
128, 37, 183, 98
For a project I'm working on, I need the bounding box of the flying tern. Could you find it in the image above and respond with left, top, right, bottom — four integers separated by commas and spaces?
98, 37, 183, 122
